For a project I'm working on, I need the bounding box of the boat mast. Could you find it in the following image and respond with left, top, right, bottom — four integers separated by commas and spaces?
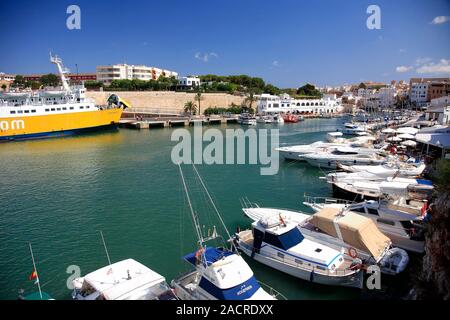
49, 53, 70, 92
178, 164, 205, 248
100, 231, 117, 283
191, 164, 238, 252
28, 243, 43, 299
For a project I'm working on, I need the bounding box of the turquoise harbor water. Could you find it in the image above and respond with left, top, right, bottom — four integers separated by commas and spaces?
0, 118, 363, 300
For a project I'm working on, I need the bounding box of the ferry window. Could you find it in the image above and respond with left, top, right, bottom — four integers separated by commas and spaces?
45, 109, 49, 112
294, 259, 303, 265
31, 110, 36, 113
10, 111, 16, 114
86, 106, 90, 109
277, 252, 284, 259
316, 266, 326, 271
51, 108, 55, 111
57, 108, 61, 111
367, 208, 379, 216
63, 107, 67, 110
70, 107, 74, 110
18, 110, 23, 114
80, 106, 84, 109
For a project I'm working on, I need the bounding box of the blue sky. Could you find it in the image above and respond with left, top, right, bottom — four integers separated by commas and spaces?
0, 0, 449, 87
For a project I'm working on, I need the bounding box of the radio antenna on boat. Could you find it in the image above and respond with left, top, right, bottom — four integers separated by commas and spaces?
28, 242, 43, 300
178, 164, 205, 248
191, 164, 238, 252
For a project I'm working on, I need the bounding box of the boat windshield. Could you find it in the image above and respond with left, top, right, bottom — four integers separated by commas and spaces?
265, 227, 305, 250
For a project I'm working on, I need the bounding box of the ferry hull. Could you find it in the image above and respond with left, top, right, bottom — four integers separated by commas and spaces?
0, 108, 122, 141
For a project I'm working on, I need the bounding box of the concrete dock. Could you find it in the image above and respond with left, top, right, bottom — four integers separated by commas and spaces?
118, 115, 238, 130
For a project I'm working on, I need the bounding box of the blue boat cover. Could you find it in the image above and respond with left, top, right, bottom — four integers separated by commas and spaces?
183, 247, 234, 266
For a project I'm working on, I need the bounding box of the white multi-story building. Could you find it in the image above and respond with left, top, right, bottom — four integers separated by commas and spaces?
0, 73, 16, 82
377, 87, 397, 108
257, 93, 341, 115
410, 82, 429, 107
96, 64, 178, 84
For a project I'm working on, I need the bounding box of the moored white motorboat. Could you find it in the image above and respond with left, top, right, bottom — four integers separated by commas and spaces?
238, 113, 257, 125
300, 147, 386, 169
242, 206, 409, 275
72, 259, 178, 300
341, 123, 368, 136
326, 172, 434, 201
233, 214, 364, 288
338, 160, 426, 178
302, 196, 426, 253
276, 134, 377, 161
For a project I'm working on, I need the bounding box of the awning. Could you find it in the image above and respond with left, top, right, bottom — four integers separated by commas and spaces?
415, 132, 450, 149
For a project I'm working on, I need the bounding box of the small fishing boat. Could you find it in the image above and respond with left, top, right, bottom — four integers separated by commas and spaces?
233, 214, 365, 288
242, 205, 409, 275
302, 196, 426, 253
171, 165, 283, 300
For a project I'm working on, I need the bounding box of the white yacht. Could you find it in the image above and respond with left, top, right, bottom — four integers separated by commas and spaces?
276, 133, 376, 161
238, 113, 256, 125
326, 171, 434, 201
302, 196, 426, 253
341, 123, 368, 136
242, 206, 409, 275
72, 259, 178, 300
338, 160, 426, 178
234, 214, 364, 288
170, 165, 282, 300
299, 146, 386, 169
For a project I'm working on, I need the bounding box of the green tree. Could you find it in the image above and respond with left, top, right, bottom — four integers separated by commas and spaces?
244, 91, 257, 113
184, 101, 197, 115
13, 75, 26, 88
264, 84, 281, 95
40, 73, 59, 87
1, 84, 7, 91
296, 83, 322, 97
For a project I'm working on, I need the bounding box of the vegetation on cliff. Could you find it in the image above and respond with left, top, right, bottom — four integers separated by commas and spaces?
409, 159, 450, 300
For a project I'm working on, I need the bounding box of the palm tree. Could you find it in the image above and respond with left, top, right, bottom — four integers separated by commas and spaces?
184, 101, 197, 116
194, 91, 203, 116
244, 91, 257, 114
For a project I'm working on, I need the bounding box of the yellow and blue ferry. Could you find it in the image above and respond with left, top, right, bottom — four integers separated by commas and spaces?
0, 54, 130, 141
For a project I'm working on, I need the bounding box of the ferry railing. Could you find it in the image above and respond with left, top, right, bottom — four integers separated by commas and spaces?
257, 281, 287, 300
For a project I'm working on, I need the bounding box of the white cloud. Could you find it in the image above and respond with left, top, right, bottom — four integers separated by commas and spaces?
194, 52, 218, 62
396, 66, 412, 73
416, 59, 450, 74
415, 57, 432, 65
399, 48, 406, 53
272, 60, 280, 67
431, 16, 450, 25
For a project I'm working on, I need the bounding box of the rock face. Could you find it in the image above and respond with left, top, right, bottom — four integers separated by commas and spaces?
408, 161, 450, 300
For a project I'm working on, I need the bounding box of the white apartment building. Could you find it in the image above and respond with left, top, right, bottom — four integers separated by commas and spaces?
430, 95, 450, 109
178, 76, 200, 87
410, 82, 429, 107
377, 87, 397, 108
96, 64, 178, 84
0, 73, 16, 82
257, 93, 342, 115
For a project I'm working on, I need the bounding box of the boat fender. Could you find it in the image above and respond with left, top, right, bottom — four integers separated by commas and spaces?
348, 247, 358, 259
349, 258, 363, 270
